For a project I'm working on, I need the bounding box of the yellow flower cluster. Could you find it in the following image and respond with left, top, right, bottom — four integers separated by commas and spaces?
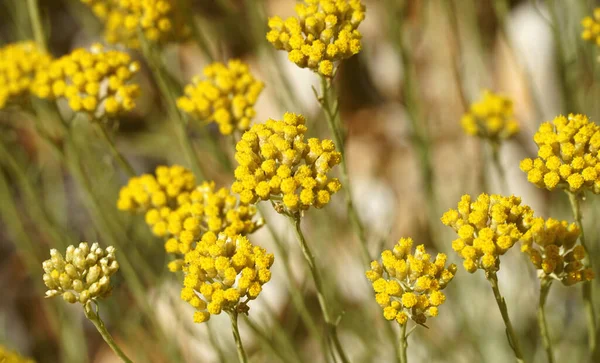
0, 345, 35, 363
0, 42, 52, 109
32, 44, 140, 116
581, 9, 600, 46
365, 238, 456, 326
441, 194, 534, 273
231, 112, 342, 214
461, 90, 519, 141
181, 233, 274, 323
42, 243, 119, 304
520, 114, 600, 193
80, 0, 189, 48
521, 217, 593, 285
266, 0, 366, 77
177, 60, 264, 135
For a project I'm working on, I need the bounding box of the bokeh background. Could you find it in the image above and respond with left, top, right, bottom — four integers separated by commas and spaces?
1, 0, 600, 362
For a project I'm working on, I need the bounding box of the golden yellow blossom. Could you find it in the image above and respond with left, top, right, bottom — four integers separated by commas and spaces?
581, 8, 600, 46
366, 238, 456, 326
461, 90, 519, 141
42, 243, 119, 304
267, 0, 366, 77
177, 60, 264, 135
231, 112, 342, 214
0, 345, 35, 363
520, 114, 600, 193
180, 233, 274, 323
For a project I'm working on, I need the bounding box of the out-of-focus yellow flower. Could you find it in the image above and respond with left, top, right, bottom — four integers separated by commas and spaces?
0, 42, 52, 109
32, 44, 140, 116
266, 0, 366, 77
365, 238, 456, 326
42, 243, 119, 304
581, 8, 600, 46
520, 114, 600, 193
521, 217, 593, 285
231, 112, 342, 214
441, 193, 534, 273
177, 60, 264, 135
461, 90, 519, 141
180, 233, 274, 323
0, 345, 35, 363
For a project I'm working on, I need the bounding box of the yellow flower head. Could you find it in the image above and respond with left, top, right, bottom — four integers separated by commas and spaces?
521, 217, 593, 285
231, 112, 342, 214
32, 44, 140, 116
181, 233, 274, 323
0, 345, 35, 363
0, 42, 52, 109
581, 8, 600, 46
267, 0, 366, 77
520, 114, 600, 193
42, 242, 119, 304
177, 60, 264, 135
461, 90, 519, 141
366, 238, 456, 326
441, 193, 534, 273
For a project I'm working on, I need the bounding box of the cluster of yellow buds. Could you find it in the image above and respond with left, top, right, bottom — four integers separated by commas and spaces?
441, 194, 534, 273
266, 0, 366, 77
521, 217, 593, 285
0, 345, 35, 363
117, 165, 197, 213
460, 90, 519, 141
520, 114, 600, 193
80, 0, 189, 48
180, 233, 274, 323
231, 112, 342, 214
32, 44, 140, 116
42, 243, 119, 304
177, 60, 265, 135
0, 42, 52, 109
581, 9, 600, 46
365, 238, 456, 326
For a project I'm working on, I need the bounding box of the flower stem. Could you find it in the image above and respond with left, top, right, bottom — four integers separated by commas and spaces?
490, 142, 509, 194
84, 302, 133, 363
26, 0, 46, 51
93, 122, 137, 178
399, 323, 408, 363
288, 214, 351, 363
227, 310, 249, 363
537, 279, 555, 363
486, 271, 526, 363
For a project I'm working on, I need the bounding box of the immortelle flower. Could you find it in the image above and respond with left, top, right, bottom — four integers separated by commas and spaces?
441, 193, 534, 273
366, 238, 456, 326
581, 9, 600, 46
0, 41, 52, 109
42, 242, 119, 304
231, 112, 342, 214
177, 60, 264, 135
461, 90, 519, 142
266, 0, 366, 77
180, 233, 274, 323
520, 114, 600, 193
31, 44, 140, 116
0, 345, 35, 363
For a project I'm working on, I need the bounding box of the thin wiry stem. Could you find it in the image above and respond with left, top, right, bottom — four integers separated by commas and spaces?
398, 322, 408, 363
227, 310, 249, 363
84, 302, 133, 363
537, 279, 555, 363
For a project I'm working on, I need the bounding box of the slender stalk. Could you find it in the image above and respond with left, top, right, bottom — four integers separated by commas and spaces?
399, 323, 408, 363
84, 302, 133, 363
26, 0, 46, 51
93, 122, 137, 178
227, 310, 249, 363
566, 191, 597, 352
486, 271, 526, 363
490, 142, 509, 194
537, 279, 555, 363
206, 321, 228, 363
288, 214, 351, 363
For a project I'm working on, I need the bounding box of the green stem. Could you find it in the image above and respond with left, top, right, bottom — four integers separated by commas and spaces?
227, 310, 249, 363
399, 323, 408, 363
94, 122, 137, 178
288, 215, 351, 363
486, 272, 526, 363
84, 302, 133, 363
490, 142, 509, 194
26, 0, 46, 51
537, 279, 555, 363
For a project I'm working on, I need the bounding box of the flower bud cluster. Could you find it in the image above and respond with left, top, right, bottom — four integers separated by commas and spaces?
461, 90, 519, 141
581, 9, 600, 47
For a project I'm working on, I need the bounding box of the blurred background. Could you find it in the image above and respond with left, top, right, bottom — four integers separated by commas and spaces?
1, 0, 600, 362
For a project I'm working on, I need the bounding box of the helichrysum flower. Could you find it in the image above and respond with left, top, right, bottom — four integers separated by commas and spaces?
521, 217, 593, 285
520, 114, 600, 193
42, 243, 119, 304
365, 238, 456, 326
0, 42, 52, 109
581, 9, 600, 46
441, 194, 534, 273
0, 345, 35, 363
177, 60, 264, 135
180, 233, 274, 323
231, 112, 342, 214
266, 0, 366, 77
31, 44, 140, 116
461, 90, 519, 141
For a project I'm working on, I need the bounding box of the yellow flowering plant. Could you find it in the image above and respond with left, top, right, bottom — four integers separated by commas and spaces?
461, 90, 519, 143
581, 8, 600, 47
